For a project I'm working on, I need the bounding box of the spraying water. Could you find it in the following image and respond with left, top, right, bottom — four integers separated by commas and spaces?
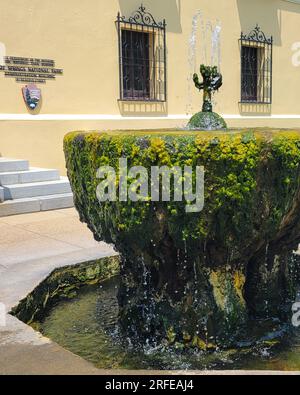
187, 11, 203, 115
211, 24, 222, 70
186, 12, 222, 115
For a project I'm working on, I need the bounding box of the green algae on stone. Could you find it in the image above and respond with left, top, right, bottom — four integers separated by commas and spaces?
64, 129, 300, 347
11, 256, 120, 325
188, 111, 227, 130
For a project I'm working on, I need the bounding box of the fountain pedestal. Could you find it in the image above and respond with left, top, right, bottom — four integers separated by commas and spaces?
117, 243, 248, 347
188, 65, 227, 131
116, 219, 299, 347
64, 130, 300, 348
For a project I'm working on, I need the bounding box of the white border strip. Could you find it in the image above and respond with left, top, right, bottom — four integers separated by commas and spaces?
0, 114, 300, 121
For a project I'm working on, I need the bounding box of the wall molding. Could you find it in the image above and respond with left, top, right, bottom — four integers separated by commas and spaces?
0, 114, 300, 121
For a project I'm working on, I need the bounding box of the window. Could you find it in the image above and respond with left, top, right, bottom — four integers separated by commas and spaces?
121, 30, 150, 99
240, 25, 273, 104
116, 5, 167, 102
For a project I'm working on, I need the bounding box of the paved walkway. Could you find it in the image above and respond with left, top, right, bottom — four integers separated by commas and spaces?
0, 208, 117, 375
0, 208, 298, 375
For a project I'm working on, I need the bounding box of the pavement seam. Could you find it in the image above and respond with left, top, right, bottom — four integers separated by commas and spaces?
0, 209, 69, 225
0, 222, 87, 251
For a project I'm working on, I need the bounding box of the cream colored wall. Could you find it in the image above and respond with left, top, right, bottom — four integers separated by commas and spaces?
1, 0, 300, 173
3, 116, 300, 176
0, 0, 300, 116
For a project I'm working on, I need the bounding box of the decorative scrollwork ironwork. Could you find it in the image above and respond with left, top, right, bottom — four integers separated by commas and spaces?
241, 24, 273, 44
116, 4, 167, 102
117, 4, 165, 28
239, 24, 273, 105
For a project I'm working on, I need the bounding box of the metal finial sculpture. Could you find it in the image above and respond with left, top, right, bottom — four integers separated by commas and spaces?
188, 64, 226, 130
193, 65, 223, 113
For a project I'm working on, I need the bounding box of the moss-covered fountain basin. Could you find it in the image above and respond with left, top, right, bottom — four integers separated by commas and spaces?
64, 129, 300, 349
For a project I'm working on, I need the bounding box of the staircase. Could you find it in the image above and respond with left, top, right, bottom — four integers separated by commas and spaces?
0, 158, 74, 217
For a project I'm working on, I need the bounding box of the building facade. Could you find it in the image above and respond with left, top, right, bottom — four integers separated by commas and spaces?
1, 0, 300, 173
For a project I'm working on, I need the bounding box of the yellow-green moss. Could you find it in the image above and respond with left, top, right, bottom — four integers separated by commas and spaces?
12, 256, 120, 325
209, 269, 245, 309
63, 129, 300, 345
64, 130, 300, 249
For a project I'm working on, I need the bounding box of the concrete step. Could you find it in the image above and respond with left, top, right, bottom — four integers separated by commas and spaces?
3, 177, 72, 200
0, 158, 29, 173
0, 168, 60, 185
0, 193, 74, 217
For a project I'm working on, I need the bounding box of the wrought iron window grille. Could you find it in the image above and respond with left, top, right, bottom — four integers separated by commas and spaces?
116, 4, 167, 102
239, 25, 273, 104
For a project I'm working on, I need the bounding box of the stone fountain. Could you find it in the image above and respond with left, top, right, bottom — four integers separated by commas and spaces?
64, 129, 300, 349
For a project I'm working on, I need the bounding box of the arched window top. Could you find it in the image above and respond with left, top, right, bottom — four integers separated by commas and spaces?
116, 4, 167, 102
117, 4, 166, 29
241, 25, 273, 45
239, 25, 273, 105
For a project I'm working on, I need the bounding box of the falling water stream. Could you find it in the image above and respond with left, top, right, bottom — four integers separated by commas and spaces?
186, 11, 222, 116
